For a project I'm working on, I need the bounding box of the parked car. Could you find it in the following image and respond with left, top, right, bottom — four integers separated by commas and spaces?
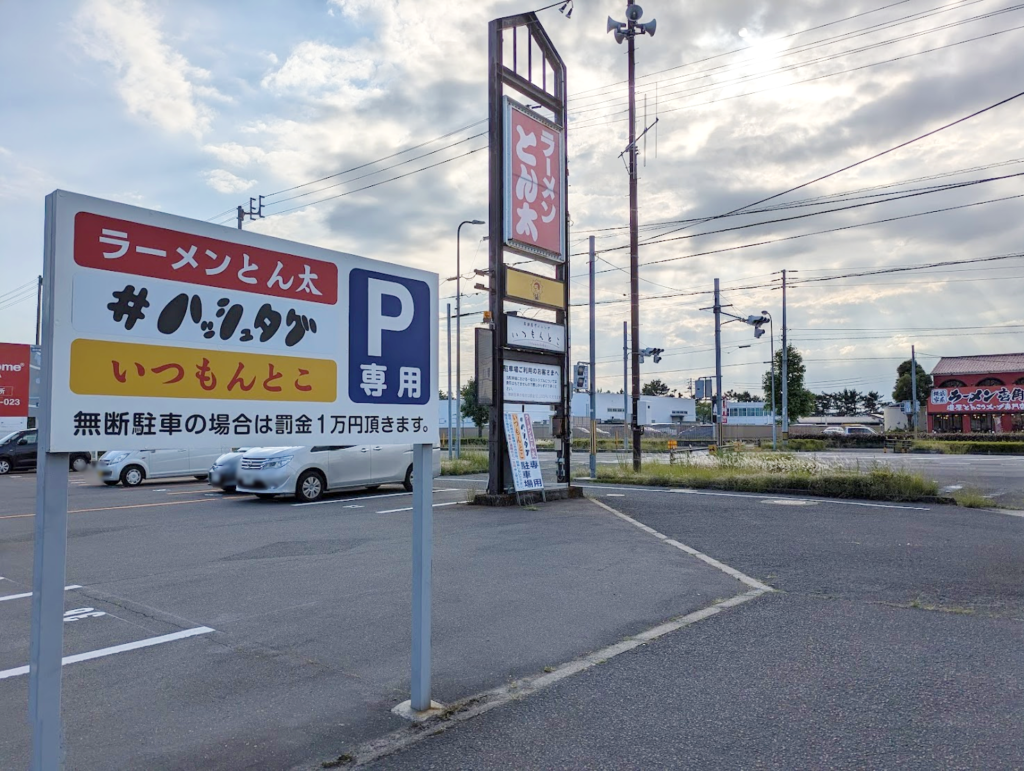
823, 426, 878, 436
842, 426, 877, 436
96, 447, 237, 487
0, 429, 92, 475
235, 444, 441, 502
207, 447, 258, 492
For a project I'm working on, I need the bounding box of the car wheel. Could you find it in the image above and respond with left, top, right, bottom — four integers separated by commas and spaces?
103, 480, 119, 486
0, 458, 11, 475
120, 465, 145, 487
256, 493, 276, 500
71, 456, 89, 472
222, 485, 236, 494
295, 470, 325, 502
403, 465, 414, 492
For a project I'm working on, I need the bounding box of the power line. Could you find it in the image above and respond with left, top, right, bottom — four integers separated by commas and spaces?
264, 131, 486, 208
262, 120, 486, 199
569, 0, 916, 101
574, 0, 1014, 117
265, 146, 487, 217
570, 21, 1024, 131
590, 192, 1024, 273
586, 171, 1024, 262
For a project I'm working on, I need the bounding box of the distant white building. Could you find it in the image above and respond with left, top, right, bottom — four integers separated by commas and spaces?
570, 393, 696, 425
723, 400, 773, 426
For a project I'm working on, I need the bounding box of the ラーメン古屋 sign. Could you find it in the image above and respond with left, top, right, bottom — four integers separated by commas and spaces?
503, 97, 565, 264
929, 386, 1024, 413
503, 412, 544, 493
42, 190, 438, 451
0, 342, 31, 418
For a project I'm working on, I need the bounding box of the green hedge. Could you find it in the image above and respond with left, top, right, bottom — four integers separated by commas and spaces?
915, 440, 1024, 455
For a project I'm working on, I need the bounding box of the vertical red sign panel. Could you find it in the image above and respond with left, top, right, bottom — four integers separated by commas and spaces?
0, 342, 31, 418
503, 98, 565, 263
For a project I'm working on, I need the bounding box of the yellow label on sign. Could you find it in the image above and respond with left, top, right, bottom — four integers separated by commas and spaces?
70, 339, 336, 402
667, 440, 678, 449
505, 266, 565, 310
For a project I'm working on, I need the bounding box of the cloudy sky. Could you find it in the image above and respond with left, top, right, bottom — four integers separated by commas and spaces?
2, 0, 1023, 404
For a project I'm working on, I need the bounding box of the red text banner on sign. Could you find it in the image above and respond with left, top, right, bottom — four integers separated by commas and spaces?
0, 342, 31, 418
74, 212, 338, 305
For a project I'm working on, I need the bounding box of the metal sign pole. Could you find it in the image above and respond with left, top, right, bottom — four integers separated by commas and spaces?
29, 194, 69, 770
410, 442, 433, 711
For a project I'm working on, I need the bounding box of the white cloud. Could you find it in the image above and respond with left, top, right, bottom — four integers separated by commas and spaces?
75, 0, 222, 137
203, 142, 267, 168
204, 169, 257, 194
260, 41, 380, 100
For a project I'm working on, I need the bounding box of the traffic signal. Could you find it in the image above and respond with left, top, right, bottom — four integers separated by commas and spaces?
574, 362, 589, 391
651, 348, 663, 363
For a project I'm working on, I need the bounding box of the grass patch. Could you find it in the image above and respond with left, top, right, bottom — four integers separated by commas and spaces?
951, 488, 999, 509
786, 438, 827, 452
595, 454, 940, 502
913, 440, 1024, 455
441, 451, 488, 476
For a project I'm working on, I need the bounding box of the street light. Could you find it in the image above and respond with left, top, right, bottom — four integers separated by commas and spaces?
455, 219, 484, 459
761, 311, 777, 450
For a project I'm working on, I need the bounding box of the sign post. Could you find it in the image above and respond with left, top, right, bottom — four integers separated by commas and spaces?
30, 190, 439, 760
486, 12, 570, 499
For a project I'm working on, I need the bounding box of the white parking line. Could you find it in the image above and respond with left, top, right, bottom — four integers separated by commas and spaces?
590, 498, 774, 592
378, 501, 462, 514
0, 585, 83, 603
0, 626, 215, 680
291, 488, 459, 507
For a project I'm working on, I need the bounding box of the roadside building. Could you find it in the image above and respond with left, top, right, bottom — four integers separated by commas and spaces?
927, 353, 1024, 433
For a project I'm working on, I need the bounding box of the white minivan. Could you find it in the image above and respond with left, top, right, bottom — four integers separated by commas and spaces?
235, 444, 441, 502
97, 447, 237, 487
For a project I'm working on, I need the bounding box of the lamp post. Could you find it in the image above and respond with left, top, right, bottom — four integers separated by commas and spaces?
455, 219, 484, 459
762, 311, 777, 450
608, 3, 657, 471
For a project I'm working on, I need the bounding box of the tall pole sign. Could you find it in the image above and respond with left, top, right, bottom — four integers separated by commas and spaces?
487, 13, 570, 496
30, 190, 439, 762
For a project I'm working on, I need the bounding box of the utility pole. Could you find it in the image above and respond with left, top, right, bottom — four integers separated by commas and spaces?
446, 303, 453, 460
780, 269, 789, 442
34, 275, 42, 346
626, 7, 642, 472
911, 344, 919, 435
609, 3, 656, 472
589, 236, 598, 480
713, 278, 723, 447
455, 219, 484, 460
236, 205, 244, 230
623, 321, 629, 451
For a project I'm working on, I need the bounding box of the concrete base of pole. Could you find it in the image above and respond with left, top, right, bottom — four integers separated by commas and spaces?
391, 700, 446, 722
472, 487, 584, 507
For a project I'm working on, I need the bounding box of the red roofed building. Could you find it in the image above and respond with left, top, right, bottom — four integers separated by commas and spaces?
927, 353, 1024, 433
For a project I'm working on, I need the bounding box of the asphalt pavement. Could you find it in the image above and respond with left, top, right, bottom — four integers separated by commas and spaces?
0, 471, 741, 770
368, 483, 1024, 770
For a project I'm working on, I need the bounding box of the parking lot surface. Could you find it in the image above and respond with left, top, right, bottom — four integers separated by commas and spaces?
0, 471, 741, 769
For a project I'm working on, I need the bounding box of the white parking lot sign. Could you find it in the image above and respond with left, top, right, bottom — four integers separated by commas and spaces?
42, 192, 437, 451
28, 191, 439, 767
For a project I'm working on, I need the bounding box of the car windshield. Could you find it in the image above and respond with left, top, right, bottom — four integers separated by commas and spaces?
0, 432, 20, 445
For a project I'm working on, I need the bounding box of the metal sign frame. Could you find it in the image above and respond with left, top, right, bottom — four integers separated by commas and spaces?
488, 12, 570, 495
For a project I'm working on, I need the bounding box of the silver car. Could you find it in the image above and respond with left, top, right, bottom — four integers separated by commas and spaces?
207, 447, 259, 492
235, 444, 441, 502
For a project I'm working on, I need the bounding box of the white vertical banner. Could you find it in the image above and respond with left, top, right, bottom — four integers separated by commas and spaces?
503, 412, 543, 492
